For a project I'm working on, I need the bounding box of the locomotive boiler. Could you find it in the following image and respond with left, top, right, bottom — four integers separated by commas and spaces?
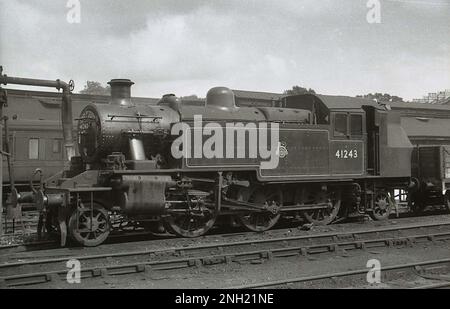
11, 78, 414, 247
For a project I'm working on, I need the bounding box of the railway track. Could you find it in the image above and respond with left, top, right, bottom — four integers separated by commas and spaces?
0, 224, 276, 254
229, 258, 450, 289
1, 207, 448, 249
1, 211, 448, 252
0, 229, 178, 253
0, 216, 272, 251
1, 211, 39, 235
1, 220, 450, 288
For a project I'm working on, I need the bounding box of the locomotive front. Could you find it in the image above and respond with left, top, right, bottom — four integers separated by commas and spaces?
77, 79, 179, 165
24, 79, 205, 247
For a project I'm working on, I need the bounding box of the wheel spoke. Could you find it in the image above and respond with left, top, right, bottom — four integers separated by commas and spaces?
166, 195, 217, 238
237, 187, 281, 232
97, 226, 107, 233
302, 189, 340, 225
69, 204, 111, 246
78, 228, 92, 234
370, 192, 391, 221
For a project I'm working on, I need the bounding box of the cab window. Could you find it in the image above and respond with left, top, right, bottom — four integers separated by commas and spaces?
350, 114, 363, 137
334, 114, 347, 137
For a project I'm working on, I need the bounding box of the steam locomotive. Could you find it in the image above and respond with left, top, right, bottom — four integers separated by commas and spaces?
8, 78, 423, 247
2, 88, 450, 193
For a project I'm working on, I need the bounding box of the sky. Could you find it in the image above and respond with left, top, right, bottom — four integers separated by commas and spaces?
0, 0, 449, 101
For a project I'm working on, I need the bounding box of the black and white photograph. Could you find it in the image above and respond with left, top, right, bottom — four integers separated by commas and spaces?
0, 0, 449, 296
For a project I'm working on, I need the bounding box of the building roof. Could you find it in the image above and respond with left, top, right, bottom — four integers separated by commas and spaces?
3, 88, 160, 124
6, 87, 450, 117
401, 117, 450, 137
233, 89, 450, 113
390, 100, 450, 111
5, 88, 160, 105
232, 89, 283, 101
316, 95, 379, 110
233, 90, 380, 110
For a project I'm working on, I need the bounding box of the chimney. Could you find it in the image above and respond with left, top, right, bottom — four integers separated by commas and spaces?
108, 79, 135, 106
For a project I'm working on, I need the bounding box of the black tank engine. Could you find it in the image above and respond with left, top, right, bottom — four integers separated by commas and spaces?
13, 79, 414, 246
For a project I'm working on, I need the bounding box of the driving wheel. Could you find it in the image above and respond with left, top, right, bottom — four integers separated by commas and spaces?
301, 189, 341, 225
236, 186, 282, 232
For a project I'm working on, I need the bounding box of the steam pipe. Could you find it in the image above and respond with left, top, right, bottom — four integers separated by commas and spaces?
0, 72, 75, 161
129, 138, 146, 161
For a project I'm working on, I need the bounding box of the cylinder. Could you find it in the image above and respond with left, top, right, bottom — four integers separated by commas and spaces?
121, 175, 172, 215
129, 138, 146, 161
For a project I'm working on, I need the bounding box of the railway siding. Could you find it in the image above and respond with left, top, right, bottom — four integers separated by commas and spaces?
2, 219, 450, 288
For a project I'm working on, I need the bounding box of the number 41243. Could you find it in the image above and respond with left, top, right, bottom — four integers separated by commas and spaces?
335, 149, 358, 159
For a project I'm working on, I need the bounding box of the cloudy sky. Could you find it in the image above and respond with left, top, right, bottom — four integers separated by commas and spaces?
0, 0, 448, 100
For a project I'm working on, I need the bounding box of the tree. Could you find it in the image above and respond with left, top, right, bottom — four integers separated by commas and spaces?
79, 81, 110, 96
283, 86, 316, 96
357, 93, 404, 103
